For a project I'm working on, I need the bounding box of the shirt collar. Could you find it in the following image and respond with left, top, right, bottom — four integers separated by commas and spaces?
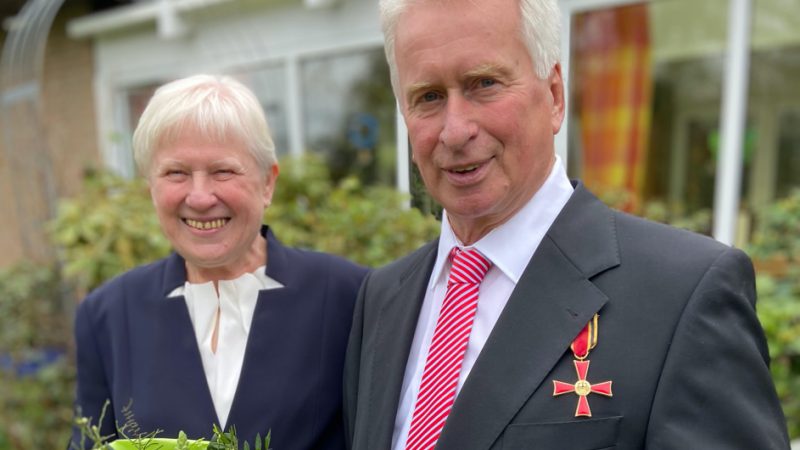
167, 265, 283, 298
428, 155, 574, 289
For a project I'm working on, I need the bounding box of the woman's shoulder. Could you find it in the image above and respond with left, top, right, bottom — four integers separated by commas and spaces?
80, 255, 175, 310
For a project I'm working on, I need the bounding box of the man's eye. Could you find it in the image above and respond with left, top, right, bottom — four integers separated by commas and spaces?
479, 78, 496, 88
422, 92, 440, 102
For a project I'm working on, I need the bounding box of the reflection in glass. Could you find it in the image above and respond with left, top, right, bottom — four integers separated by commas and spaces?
234, 66, 290, 158
568, 0, 731, 235
301, 48, 396, 186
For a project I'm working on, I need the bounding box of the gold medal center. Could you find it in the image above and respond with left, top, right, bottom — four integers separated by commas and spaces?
574, 380, 592, 396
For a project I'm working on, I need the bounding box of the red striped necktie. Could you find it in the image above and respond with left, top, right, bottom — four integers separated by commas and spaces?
405, 247, 492, 450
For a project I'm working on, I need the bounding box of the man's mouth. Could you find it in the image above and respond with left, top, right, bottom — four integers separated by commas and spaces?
183, 218, 230, 230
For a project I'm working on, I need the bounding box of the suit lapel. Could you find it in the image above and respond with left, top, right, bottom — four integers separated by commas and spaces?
436, 184, 620, 450
368, 242, 438, 450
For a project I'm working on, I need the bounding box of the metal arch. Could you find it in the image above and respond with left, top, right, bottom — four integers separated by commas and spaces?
0, 0, 65, 262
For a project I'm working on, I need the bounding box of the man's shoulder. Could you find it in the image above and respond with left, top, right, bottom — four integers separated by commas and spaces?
616, 210, 722, 248
613, 209, 748, 269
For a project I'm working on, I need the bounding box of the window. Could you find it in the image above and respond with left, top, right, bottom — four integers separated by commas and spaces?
300, 48, 396, 185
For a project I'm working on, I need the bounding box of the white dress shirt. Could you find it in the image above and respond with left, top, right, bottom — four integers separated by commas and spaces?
168, 266, 283, 429
391, 157, 574, 450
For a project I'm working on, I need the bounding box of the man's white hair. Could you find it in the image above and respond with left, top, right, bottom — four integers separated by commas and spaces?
379, 0, 562, 93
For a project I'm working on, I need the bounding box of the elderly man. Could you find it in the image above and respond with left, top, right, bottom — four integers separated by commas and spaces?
344, 0, 790, 449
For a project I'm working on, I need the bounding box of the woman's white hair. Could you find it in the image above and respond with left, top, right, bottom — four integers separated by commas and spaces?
379, 0, 561, 91
132, 74, 277, 176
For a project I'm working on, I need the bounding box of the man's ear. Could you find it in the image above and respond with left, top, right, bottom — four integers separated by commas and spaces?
549, 63, 566, 134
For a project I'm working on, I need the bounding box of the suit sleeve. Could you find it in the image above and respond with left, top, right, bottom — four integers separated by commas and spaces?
343, 271, 371, 450
645, 247, 790, 449
70, 297, 118, 448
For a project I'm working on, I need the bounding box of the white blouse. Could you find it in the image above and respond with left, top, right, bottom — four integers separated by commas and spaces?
167, 266, 283, 429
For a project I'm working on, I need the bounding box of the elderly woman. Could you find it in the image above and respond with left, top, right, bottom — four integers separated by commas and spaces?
71, 74, 367, 449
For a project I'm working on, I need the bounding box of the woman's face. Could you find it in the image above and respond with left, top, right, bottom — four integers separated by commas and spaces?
148, 130, 277, 279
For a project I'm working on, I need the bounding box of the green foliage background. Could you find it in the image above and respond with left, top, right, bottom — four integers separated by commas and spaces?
0, 160, 798, 447
0, 156, 439, 449
747, 188, 800, 439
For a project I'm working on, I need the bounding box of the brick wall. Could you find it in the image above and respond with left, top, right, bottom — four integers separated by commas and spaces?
0, 1, 100, 268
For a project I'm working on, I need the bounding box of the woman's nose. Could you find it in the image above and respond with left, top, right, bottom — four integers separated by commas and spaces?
185, 175, 218, 210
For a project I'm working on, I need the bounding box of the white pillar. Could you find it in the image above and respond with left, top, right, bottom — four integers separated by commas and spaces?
712, 0, 752, 245
395, 102, 410, 195
286, 56, 305, 159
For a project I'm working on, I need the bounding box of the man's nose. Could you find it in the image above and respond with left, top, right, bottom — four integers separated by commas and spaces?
185, 174, 217, 210
439, 95, 478, 150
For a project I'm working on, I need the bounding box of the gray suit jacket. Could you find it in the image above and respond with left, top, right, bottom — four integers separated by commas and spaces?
344, 183, 789, 450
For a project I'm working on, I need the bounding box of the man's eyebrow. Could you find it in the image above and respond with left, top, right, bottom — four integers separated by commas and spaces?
464, 63, 508, 78
405, 81, 436, 102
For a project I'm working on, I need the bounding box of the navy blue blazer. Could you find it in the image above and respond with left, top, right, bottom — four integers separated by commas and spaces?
72, 226, 368, 449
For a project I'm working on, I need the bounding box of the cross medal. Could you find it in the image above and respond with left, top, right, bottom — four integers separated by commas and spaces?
552, 314, 613, 417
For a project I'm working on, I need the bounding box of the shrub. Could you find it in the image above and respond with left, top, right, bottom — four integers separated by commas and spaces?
0, 262, 75, 449
748, 189, 800, 439
756, 271, 800, 439
49, 170, 171, 294
266, 156, 440, 267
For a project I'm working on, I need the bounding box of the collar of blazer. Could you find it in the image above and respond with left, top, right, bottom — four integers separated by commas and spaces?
367, 181, 621, 450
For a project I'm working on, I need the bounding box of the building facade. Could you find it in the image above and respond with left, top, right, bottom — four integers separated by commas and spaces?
1, 0, 798, 266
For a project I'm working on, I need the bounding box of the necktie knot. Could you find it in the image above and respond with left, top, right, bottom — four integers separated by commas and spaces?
448, 247, 492, 286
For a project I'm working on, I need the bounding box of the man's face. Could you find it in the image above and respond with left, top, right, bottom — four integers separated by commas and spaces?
395, 0, 565, 243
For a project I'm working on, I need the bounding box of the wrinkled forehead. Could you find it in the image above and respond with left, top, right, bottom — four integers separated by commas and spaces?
394, 0, 523, 65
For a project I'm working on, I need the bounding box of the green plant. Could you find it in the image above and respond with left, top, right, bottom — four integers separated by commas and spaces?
49, 169, 171, 294
756, 270, 800, 439
73, 406, 268, 450
0, 262, 75, 449
749, 188, 800, 263
267, 156, 440, 267
746, 188, 800, 439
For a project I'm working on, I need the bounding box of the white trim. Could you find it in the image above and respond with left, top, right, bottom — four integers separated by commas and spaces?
557, 0, 650, 165
712, 0, 752, 245
286, 56, 305, 159
225, 36, 385, 76
395, 102, 410, 196
67, 0, 233, 38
